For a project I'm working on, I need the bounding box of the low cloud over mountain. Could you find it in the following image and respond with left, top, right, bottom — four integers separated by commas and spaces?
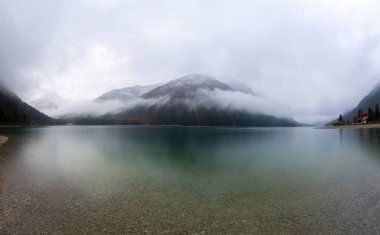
63, 74, 301, 126
0, 85, 56, 125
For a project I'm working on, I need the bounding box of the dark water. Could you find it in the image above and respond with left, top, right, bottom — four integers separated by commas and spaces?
1, 126, 380, 234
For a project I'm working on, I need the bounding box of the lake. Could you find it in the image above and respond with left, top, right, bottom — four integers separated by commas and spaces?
1, 126, 380, 234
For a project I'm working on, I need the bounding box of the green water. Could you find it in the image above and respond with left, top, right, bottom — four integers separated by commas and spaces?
1, 126, 380, 234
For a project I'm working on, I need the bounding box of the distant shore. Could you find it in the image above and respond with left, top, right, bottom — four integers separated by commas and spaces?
318, 124, 380, 129
0, 124, 51, 128
0, 124, 308, 129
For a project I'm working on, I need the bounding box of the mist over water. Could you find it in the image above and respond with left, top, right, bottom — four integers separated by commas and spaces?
2, 1, 380, 123
2, 126, 380, 233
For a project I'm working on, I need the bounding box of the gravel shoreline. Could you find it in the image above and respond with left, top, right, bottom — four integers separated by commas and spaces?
0, 136, 9, 145
0, 135, 8, 233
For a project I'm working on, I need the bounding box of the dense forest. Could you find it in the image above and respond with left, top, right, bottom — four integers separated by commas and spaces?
336, 104, 380, 125
0, 86, 57, 125
68, 104, 301, 127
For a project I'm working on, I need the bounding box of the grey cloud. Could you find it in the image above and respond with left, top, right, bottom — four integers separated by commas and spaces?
0, 1, 66, 89
1, 0, 380, 123
45, 96, 171, 118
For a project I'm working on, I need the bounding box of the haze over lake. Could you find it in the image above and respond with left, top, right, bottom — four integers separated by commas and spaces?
3, 1, 380, 234
1, 126, 380, 234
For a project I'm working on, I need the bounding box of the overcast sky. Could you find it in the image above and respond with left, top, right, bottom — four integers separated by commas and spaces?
1, 0, 380, 123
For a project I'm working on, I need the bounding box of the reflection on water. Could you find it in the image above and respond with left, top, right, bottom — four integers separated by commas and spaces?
1, 126, 380, 233
357, 128, 380, 156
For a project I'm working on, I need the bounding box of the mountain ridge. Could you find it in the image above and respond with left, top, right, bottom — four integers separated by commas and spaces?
69, 74, 302, 127
341, 84, 380, 122
29, 93, 65, 111
0, 86, 57, 125
96, 84, 160, 102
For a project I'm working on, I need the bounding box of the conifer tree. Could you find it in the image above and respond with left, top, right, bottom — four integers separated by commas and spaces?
368, 108, 374, 122
339, 114, 343, 122
358, 109, 363, 118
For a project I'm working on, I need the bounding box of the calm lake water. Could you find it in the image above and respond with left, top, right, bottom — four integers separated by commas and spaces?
1, 126, 380, 234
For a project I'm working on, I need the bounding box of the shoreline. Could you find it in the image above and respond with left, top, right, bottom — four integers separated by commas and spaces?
0, 135, 8, 215
317, 123, 380, 130
0, 124, 310, 129
0, 135, 8, 145
0, 124, 55, 128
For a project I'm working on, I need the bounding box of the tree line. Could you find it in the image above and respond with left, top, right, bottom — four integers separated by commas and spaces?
337, 104, 380, 125
0, 88, 56, 125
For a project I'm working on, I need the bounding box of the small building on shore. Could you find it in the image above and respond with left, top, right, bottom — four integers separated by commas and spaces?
357, 116, 369, 124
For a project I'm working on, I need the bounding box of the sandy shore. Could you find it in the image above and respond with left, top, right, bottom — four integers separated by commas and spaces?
318, 124, 380, 129
0, 136, 9, 145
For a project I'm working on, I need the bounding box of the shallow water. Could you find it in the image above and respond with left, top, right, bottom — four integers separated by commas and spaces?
1, 126, 380, 234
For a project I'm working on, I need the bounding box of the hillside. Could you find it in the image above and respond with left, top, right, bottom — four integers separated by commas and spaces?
340, 84, 380, 122
70, 74, 301, 127
96, 84, 160, 102
141, 74, 234, 99
29, 93, 65, 111
0, 85, 56, 125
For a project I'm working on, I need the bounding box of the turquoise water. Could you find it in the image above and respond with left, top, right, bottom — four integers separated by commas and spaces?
1, 126, 380, 234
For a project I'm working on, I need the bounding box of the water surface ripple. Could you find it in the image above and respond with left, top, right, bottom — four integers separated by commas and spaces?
1, 126, 380, 234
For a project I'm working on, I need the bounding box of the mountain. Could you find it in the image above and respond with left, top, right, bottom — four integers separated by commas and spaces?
341, 83, 380, 122
223, 79, 255, 95
141, 74, 235, 99
0, 85, 56, 125
29, 93, 65, 111
96, 84, 160, 102
71, 74, 301, 127
98, 105, 299, 127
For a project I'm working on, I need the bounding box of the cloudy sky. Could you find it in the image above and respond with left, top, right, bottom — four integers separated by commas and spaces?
1, 0, 380, 123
